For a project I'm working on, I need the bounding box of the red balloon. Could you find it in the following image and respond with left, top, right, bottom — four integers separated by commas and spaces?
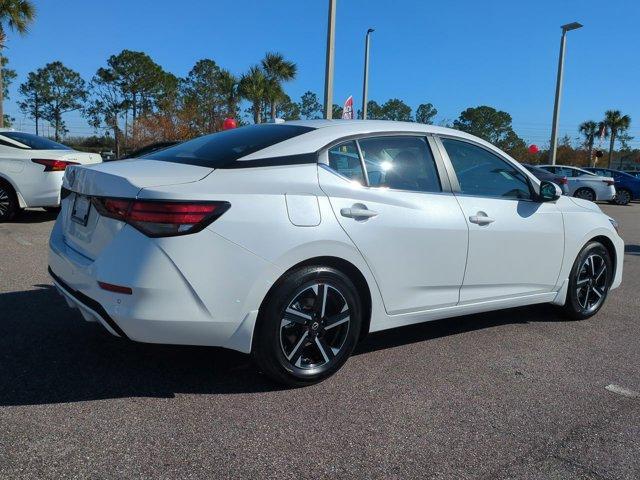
528, 144, 539, 154
222, 118, 237, 130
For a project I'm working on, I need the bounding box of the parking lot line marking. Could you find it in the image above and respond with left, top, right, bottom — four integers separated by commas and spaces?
605, 384, 639, 399
11, 235, 33, 246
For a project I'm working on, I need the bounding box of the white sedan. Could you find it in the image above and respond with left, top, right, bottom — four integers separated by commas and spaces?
0, 130, 102, 221
538, 164, 616, 202
48, 121, 623, 386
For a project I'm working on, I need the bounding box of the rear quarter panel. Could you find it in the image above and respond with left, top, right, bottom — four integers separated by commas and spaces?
137, 164, 388, 332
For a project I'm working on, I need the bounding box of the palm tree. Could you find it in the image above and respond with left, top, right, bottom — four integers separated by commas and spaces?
578, 120, 598, 167
239, 66, 267, 124
0, 0, 36, 127
602, 110, 631, 168
217, 69, 238, 119
261, 52, 296, 121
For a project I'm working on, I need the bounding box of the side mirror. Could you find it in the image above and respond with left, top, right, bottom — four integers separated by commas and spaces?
539, 180, 561, 202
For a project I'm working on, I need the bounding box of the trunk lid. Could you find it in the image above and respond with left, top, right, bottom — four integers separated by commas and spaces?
62, 159, 213, 260
64, 159, 213, 198
31, 149, 102, 166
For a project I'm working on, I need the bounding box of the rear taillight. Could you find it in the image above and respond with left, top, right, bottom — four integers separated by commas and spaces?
559, 176, 568, 185
92, 198, 230, 237
32, 159, 79, 172
603, 179, 615, 186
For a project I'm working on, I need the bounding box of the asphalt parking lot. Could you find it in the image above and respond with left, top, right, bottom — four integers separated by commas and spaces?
1, 204, 639, 479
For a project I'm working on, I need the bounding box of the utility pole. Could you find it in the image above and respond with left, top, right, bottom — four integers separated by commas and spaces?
323, 0, 336, 119
361, 28, 374, 119
549, 22, 583, 164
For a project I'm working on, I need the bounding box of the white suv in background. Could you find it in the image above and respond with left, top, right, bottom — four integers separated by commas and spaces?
538, 165, 616, 202
0, 130, 102, 221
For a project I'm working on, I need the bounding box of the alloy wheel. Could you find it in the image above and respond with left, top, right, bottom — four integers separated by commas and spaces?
280, 283, 350, 370
575, 189, 595, 201
575, 254, 608, 314
616, 190, 631, 205
0, 185, 10, 217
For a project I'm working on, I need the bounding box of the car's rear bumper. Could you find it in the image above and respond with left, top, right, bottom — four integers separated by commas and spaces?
48, 215, 274, 353
597, 186, 616, 201
49, 266, 128, 338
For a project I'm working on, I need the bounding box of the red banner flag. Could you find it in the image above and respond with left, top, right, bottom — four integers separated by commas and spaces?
342, 96, 354, 119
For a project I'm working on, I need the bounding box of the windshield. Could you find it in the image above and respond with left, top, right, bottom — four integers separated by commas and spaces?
145, 124, 314, 168
1, 131, 72, 150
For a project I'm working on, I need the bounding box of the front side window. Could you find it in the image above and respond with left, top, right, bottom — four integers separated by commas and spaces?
358, 136, 441, 192
327, 141, 365, 184
442, 138, 532, 200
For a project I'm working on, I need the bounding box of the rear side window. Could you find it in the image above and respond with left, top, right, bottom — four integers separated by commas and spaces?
328, 141, 365, 184
0, 132, 71, 150
557, 167, 576, 177
442, 138, 532, 200
145, 124, 314, 168
359, 136, 441, 192
573, 168, 595, 177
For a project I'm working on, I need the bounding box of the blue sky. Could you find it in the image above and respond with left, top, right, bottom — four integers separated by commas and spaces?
5, 0, 640, 148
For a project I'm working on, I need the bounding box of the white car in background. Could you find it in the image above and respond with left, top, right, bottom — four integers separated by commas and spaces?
48, 121, 623, 386
0, 130, 102, 221
538, 164, 616, 202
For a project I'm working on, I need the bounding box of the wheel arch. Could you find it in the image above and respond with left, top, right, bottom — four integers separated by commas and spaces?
589, 234, 617, 279
0, 173, 26, 208
253, 255, 374, 351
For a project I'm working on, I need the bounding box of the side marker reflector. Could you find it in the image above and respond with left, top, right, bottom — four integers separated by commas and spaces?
98, 281, 133, 295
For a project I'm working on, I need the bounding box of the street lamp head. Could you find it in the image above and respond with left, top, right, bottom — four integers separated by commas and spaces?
367, 28, 375, 34
561, 22, 583, 32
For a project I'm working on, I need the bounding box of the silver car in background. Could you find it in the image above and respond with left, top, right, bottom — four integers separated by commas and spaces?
538, 165, 616, 202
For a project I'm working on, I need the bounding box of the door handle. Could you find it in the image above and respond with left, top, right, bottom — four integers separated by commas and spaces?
340, 205, 378, 219
469, 212, 494, 225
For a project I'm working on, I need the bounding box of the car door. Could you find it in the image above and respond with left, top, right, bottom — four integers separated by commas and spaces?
318, 135, 469, 315
437, 137, 564, 304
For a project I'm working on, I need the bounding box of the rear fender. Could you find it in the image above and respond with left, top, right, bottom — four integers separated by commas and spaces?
0, 172, 26, 207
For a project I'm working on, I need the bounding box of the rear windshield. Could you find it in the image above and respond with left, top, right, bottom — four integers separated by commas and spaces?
144, 124, 314, 167
1, 131, 71, 150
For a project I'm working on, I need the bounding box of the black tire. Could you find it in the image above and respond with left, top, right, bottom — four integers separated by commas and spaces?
0, 180, 19, 222
574, 188, 596, 202
614, 189, 632, 206
253, 266, 362, 386
561, 241, 613, 320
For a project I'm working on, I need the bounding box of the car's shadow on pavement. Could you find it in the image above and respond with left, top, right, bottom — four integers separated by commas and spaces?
0, 285, 563, 406
625, 244, 640, 256
8, 209, 59, 224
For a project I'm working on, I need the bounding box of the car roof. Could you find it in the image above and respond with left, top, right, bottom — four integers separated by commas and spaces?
540, 164, 591, 172
240, 120, 509, 162
285, 119, 460, 136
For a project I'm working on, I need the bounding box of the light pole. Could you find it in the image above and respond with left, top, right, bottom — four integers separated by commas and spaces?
323, 0, 337, 119
361, 28, 374, 120
549, 21, 583, 165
